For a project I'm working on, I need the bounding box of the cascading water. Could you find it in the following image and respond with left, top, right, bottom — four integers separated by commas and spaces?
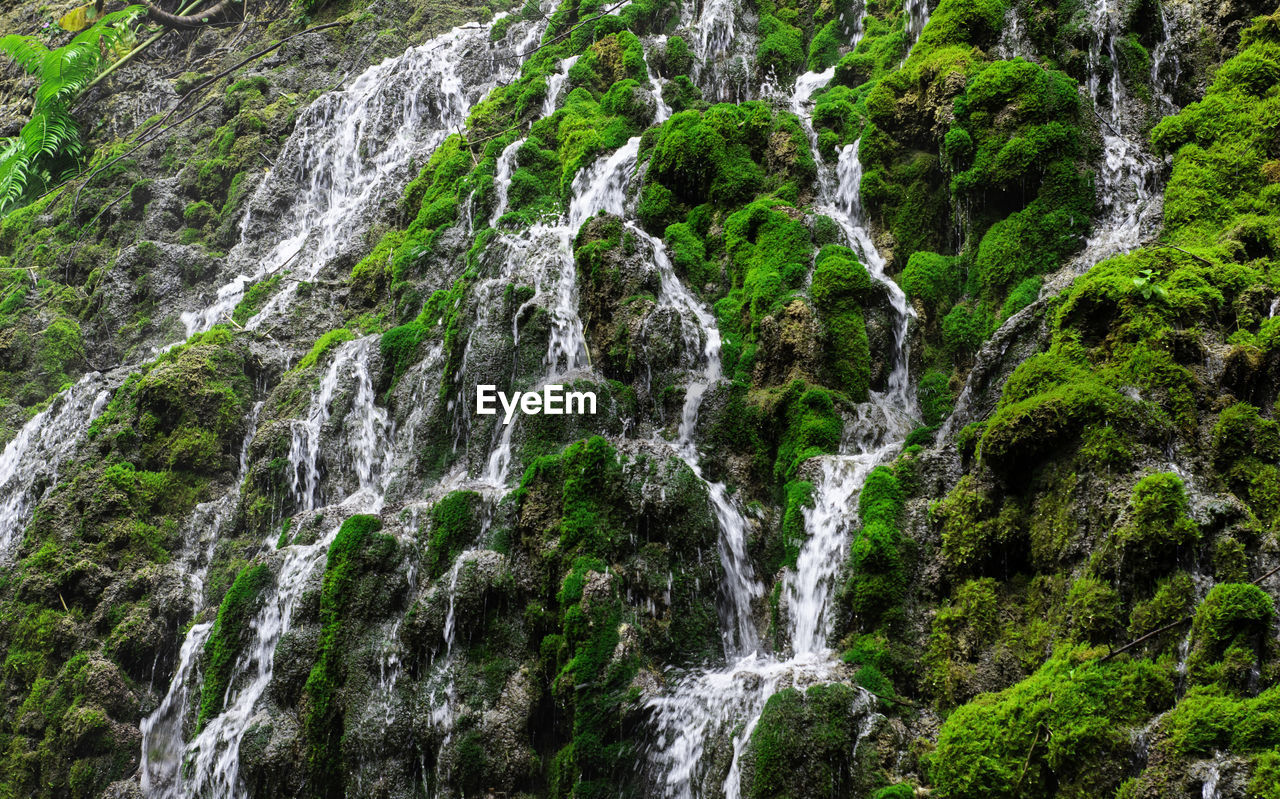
179, 11, 550, 339
139, 400, 263, 796
995, 4, 1033, 60
488, 137, 526, 228
166, 337, 394, 798
288, 337, 395, 511
647, 60, 917, 796
133, 8, 566, 791
542, 55, 579, 118
0, 372, 111, 557
904, 0, 931, 51
1073, 0, 1177, 268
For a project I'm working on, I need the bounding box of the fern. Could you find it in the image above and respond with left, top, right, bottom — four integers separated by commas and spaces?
0, 6, 145, 213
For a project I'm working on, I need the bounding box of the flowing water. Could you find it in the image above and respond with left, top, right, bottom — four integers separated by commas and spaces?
904, 0, 931, 52
135, 10, 558, 793
0, 372, 111, 558
179, 12, 550, 339
1073, 0, 1179, 269
0, 0, 1221, 794
646, 60, 918, 797
156, 337, 395, 799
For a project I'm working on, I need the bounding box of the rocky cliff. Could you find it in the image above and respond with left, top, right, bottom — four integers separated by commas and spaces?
0, 0, 1278, 797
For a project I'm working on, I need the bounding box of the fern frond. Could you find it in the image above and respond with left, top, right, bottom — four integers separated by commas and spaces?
0, 5, 146, 215
37, 42, 102, 107
0, 35, 50, 75
0, 138, 34, 213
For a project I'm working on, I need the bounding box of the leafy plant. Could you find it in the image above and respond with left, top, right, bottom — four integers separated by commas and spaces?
0, 6, 145, 212
1131, 268, 1170, 301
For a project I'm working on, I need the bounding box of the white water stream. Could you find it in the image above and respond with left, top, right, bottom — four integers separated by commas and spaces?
4, 0, 1200, 795
0, 372, 111, 557
1074, 0, 1178, 269
180, 12, 549, 339
647, 59, 917, 796
134, 9, 554, 795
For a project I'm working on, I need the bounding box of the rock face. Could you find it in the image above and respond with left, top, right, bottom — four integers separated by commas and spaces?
0, 0, 1278, 798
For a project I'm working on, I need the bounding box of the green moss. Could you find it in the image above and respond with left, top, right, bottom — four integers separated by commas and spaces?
923, 577, 1000, 705
425, 491, 484, 579
1065, 576, 1122, 643
303, 514, 397, 791
773, 382, 843, 482
198, 563, 272, 728
900, 250, 961, 314
1160, 684, 1280, 759
931, 647, 1173, 798
294, 328, 356, 373
757, 14, 805, 82
1109, 472, 1199, 580
807, 19, 843, 71
917, 368, 955, 427
1185, 582, 1275, 688
231, 275, 281, 326
810, 245, 872, 401
842, 464, 910, 632
935, 475, 1024, 573
742, 683, 877, 799
978, 354, 1138, 477
379, 321, 428, 390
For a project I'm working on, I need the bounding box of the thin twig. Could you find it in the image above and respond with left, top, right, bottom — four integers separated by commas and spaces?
61, 187, 132, 270
1015, 725, 1043, 790
1102, 563, 1280, 662
75, 0, 209, 103
508, 0, 630, 61
1151, 243, 1214, 265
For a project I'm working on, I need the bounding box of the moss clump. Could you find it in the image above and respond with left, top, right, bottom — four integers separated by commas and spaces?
1157, 684, 1280, 759
842, 464, 910, 632
715, 200, 815, 381
978, 351, 1138, 478
303, 514, 398, 794
1212, 402, 1280, 526
1110, 472, 1200, 579
810, 245, 872, 401
934, 474, 1024, 574
424, 491, 484, 579
1185, 582, 1275, 688
772, 382, 843, 483
198, 562, 272, 728
740, 683, 878, 799
901, 250, 961, 316
931, 648, 1173, 798
639, 104, 815, 232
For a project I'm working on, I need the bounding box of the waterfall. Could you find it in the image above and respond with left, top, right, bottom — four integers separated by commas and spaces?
488, 137, 525, 228
1073, 0, 1176, 269
995, 4, 1033, 60
287, 338, 395, 511
175, 337, 394, 798
179, 11, 551, 339
904, 0, 931, 51
542, 55, 579, 119
1150, 4, 1182, 116
0, 372, 111, 558
646, 64, 918, 797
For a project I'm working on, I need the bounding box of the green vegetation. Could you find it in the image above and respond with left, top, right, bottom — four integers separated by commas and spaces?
741, 683, 879, 798
198, 562, 272, 727
303, 514, 399, 793
0, 7, 146, 210
932, 648, 1173, 798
